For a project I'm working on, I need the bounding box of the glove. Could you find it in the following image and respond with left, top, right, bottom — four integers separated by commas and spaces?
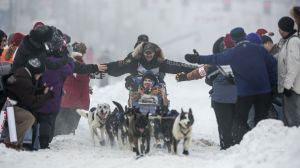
125, 76, 138, 91
185, 54, 199, 64
175, 72, 188, 82
284, 88, 293, 97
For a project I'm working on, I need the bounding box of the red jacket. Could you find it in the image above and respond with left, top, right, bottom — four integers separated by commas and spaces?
61, 56, 90, 110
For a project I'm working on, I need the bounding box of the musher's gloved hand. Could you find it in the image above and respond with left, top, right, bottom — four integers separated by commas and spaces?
125, 76, 138, 91
176, 72, 188, 82
185, 54, 199, 64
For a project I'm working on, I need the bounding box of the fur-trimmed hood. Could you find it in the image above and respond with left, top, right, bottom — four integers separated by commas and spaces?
131, 42, 165, 64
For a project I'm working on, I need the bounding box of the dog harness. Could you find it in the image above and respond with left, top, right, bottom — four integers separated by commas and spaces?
179, 123, 190, 137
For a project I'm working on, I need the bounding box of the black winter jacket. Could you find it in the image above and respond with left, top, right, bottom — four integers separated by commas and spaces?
105, 43, 197, 79
4, 68, 53, 112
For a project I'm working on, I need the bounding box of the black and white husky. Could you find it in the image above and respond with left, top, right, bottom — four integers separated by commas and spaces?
77, 103, 111, 146
126, 107, 151, 156
172, 108, 194, 155
105, 101, 128, 148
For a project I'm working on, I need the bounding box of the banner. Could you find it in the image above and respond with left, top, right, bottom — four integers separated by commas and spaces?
7, 105, 17, 142
0, 98, 18, 142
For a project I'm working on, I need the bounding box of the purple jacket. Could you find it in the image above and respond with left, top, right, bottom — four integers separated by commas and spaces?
38, 56, 75, 113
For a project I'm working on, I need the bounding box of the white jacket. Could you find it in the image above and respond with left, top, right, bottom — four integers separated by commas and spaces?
277, 35, 300, 94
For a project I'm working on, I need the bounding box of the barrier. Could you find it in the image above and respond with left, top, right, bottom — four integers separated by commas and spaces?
0, 98, 17, 142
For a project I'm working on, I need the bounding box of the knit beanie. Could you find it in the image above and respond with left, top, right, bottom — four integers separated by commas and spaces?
230, 27, 246, 42
246, 33, 262, 44
256, 28, 268, 36
141, 72, 158, 86
224, 33, 234, 49
278, 16, 295, 33
261, 35, 273, 44
8, 32, 25, 46
29, 25, 53, 43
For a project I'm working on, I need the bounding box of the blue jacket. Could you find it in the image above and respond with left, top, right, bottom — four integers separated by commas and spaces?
206, 65, 237, 104
198, 41, 277, 96
212, 74, 237, 103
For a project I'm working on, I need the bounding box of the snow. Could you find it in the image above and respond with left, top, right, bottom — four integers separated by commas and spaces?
1, 75, 300, 168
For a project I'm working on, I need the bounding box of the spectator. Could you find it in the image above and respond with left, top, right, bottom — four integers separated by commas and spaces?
55, 42, 90, 136
36, 29, 75, 149
261, 35, 280, 57
0, 29, 7, 56
290, 6, 300, 35
277, 16, 300, 127
176, 35, 236, 150
246, 33, 262, 45
185, 27, 277, 144
3, 58, 53, 150
12, 25, 105, 74
1, 32, 25, 63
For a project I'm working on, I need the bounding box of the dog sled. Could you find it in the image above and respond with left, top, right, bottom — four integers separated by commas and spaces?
126, 72, 169, 116
125, 72, 181, 151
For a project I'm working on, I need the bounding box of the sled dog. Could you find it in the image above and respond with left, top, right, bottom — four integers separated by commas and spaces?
127, 107, 151, 156
172, 108, 194, 155
77, 103, 111, 146
105, 101, 128, 148
160, 109, 179, 153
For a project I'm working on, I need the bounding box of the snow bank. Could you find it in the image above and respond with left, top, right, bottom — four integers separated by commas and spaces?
207, 120, 300, 168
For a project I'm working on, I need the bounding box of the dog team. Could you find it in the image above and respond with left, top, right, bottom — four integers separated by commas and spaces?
77, 101, 194, 157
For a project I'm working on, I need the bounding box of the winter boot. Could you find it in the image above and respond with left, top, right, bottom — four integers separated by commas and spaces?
39, 135, 50, 149
183, 150, 189, 155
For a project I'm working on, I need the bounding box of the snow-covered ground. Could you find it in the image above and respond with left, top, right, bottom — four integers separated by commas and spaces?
1, 75, 300, 168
